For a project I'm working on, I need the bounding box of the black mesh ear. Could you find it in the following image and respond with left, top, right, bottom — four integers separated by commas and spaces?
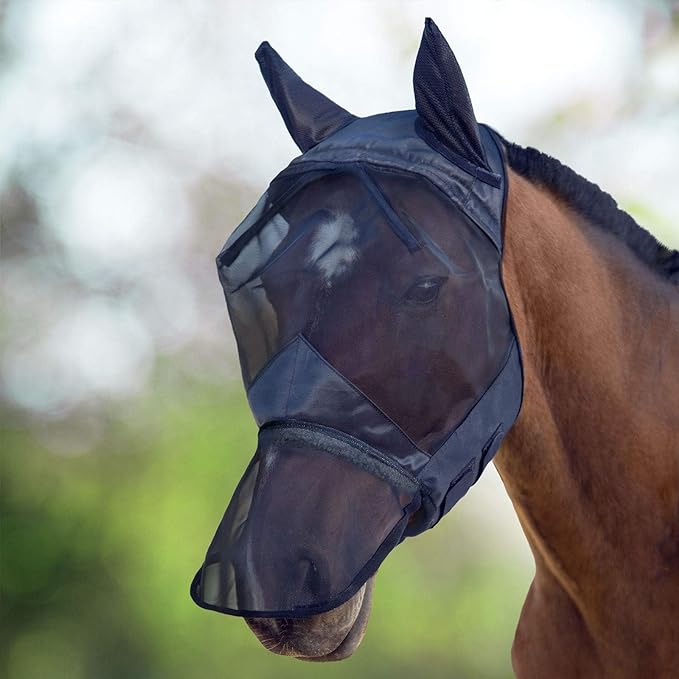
256, 41, 357, 152
414, 18, 490, 171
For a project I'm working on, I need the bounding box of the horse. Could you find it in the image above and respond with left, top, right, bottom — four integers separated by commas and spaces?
197, 20, 679, 676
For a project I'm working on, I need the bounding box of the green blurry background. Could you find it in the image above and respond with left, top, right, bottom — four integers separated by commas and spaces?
2, 2, 678, 678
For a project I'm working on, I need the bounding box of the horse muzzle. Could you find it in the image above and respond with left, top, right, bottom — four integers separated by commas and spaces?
190, 424, 420, 618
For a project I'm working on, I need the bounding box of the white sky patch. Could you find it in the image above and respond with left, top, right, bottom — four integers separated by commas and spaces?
2, 301, 153, 415
51, 143, 189, 270
307, 212, 360, 285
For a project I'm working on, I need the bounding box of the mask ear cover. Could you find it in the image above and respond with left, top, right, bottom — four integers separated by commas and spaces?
256, 41, 357, 152
414, 18, 497, 185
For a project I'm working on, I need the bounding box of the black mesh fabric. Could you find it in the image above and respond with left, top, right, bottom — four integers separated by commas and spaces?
192, 18, 523, 621
191, 425, 419, 617
221, 170, 511, 453
414, 18, 489, 171
192, 164, 514, 617
256, 42, 357, 152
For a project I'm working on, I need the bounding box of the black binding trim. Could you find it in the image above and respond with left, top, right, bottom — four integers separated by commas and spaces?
415, 117, 502, 188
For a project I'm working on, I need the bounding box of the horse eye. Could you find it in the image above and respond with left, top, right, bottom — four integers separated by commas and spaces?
403, 277, 445, 305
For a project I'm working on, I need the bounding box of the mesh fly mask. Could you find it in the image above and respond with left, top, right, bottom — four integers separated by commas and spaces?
191, 18, 523, 619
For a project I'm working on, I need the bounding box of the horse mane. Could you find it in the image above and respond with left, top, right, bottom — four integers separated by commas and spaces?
501, 138, 679, 285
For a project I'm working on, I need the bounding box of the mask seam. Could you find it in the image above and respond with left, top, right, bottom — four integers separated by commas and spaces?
279, 158, 502, 253
476, 422, 504, 482
284, 338, 301, 418
483, 124, 526, 417
355, 165, 423, 251
246, 333, 303, 393
247, 333, 429, 459
451, 458, 475, 488
423, 339, 517, 466
413, 116, 501, 187
259, 420, 421, 490
463, 176, 478, 212
295, 333, 429, 457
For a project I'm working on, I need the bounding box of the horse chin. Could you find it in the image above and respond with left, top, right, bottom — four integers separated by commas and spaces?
245, 577, 375, 662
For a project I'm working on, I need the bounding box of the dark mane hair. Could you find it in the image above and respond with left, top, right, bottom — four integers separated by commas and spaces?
501, 139, 679, 284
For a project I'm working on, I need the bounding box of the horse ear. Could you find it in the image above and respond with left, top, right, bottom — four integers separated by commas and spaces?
255, 41, 357, 152
414, 18, 490, 170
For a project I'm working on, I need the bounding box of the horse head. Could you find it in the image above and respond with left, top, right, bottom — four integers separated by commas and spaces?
191, 18, 523, 661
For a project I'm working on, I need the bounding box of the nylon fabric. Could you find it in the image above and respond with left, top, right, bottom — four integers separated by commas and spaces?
191, 17, 524, 619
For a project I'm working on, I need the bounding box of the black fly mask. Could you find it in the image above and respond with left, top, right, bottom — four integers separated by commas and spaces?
191, 19, 523, 618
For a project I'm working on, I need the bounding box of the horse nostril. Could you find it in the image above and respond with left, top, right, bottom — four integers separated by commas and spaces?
294, 555, 330, 600
299, 557, 321, 597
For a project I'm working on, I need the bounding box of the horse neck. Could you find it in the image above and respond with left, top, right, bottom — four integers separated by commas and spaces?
495, 169, 679, 670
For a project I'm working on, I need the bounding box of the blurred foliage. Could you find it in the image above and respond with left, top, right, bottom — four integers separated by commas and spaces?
2, 368, 527, 679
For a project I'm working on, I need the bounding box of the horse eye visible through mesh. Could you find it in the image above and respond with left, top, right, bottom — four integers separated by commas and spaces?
403, 276, 446, 305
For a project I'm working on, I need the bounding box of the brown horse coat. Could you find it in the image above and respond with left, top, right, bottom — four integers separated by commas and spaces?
497, 168, 679, 678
